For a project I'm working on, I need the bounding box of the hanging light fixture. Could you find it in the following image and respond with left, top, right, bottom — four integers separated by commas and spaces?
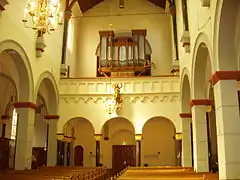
22, 0, 63, 57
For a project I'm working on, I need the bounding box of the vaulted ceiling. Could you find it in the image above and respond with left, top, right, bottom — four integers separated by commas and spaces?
77, 0, 166, 13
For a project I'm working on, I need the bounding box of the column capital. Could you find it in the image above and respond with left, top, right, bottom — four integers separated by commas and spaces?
209, 70, 240, 86
44, 115, 60, 120
175, 132, 183, 140
94, 134, 102, 141
13, 102, 38, 110
135, 134, 142, 141
179, 113, 192, 118
189, 99, 213, 108
0, 115, 10, 124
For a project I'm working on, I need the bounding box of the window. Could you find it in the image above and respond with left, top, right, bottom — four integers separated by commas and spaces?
11, 108, 18, 140
181, 0, 189, 31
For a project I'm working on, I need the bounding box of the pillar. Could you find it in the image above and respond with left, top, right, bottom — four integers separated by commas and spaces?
13, 102, 37, 170
1, 115, 10, 138
210, 71, 240, 180
57, 133, 65, 165
180, 113, 192, 167
175, 132, 183, 166
94, 134, 101, 166
44, 115, 59, 166
189, 99, 212, 172
135, 134, 142, 167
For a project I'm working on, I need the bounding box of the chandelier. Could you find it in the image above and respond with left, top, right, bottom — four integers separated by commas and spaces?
22, 0, 63, 37
105, 83, 123, 115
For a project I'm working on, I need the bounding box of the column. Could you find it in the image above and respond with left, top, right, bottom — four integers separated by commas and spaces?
94, 134, 101, 166
135, 134, 142, 167
175, 133, 183, 166
44, 115, 59, 167
180, 113, 192, 167
212, 75, 240, 179
1, 115, 10, 138
190, 99, 211, 172
13, 102, 36, 170
57, 133, 65, 165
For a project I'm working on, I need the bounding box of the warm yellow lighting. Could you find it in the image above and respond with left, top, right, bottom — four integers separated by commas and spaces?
22, 0, 63, 36
175, 133, 183, 140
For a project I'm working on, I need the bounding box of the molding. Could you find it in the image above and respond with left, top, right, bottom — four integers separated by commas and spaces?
44, 115, 60, 120
189, 99, 213, 108
201, 0, 210, 7
179, 113, 192, 118
60, 94, 180, 104
209, 71, 240, 86
13, 102, 38, 110
0, 0, 9, 11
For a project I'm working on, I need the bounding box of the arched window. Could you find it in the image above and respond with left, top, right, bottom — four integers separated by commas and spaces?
10, 108, 18, 140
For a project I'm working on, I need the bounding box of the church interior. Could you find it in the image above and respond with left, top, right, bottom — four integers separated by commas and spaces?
0, 0, 239, 179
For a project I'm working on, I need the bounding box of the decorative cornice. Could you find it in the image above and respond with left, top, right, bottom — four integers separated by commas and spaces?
44, 115, 60, 120
13, 102, 38, 110
60, 94, 180, 104
179, 113, 192, 118
189, 99, 213, 108
209, 71, 240, 86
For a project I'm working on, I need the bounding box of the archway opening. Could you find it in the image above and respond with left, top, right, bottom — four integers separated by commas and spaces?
0, 41, 33, 170
142, 117, 176, 166
101, 117, 135, 172
63, 117, 95, 167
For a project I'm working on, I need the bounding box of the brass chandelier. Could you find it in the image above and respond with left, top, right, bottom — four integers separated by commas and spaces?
22, 0, 63, 37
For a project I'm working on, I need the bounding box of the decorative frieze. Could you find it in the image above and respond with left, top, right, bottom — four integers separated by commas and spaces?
60, 94, 180, 104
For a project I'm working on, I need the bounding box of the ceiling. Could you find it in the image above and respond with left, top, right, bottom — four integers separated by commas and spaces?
77, 0, 166, 13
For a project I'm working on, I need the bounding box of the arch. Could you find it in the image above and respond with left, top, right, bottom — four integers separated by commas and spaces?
34, 71, 59, 115
0, 40, 34, 102
142, 116, 176, 132
101, 117, 135, 134
191, 33, 213, 99
213, 0, 239, 71
180, 68, 191, 113
63, 117, 95, 136
142, 116, 176, 166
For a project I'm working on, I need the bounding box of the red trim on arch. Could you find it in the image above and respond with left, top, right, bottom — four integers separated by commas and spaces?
209, 71, 240, 86
44, 115, 60, 120
179, 113, 192, 118
13, 102, 38, 110
189, 99, 213, 108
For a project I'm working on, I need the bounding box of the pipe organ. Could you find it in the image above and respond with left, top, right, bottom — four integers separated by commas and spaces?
97, 29, 151, 77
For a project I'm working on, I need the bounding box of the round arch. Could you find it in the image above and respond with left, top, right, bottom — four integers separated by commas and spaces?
34, 71, 59, 115
101, 117, 135, 134
180, 68, 191, 113
63, 117, 96, 136
191, 33, 213, 99
213, 0, 239, 71
143, 116, 176, 132
0, 40, 34, 102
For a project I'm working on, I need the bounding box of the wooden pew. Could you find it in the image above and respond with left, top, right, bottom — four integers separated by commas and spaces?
0, 166, 107, 180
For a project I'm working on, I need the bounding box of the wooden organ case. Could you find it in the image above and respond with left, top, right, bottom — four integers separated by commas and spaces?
97, 29, 152, 77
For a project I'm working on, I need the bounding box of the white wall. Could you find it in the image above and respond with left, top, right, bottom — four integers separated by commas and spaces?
71, 0, 174, 77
